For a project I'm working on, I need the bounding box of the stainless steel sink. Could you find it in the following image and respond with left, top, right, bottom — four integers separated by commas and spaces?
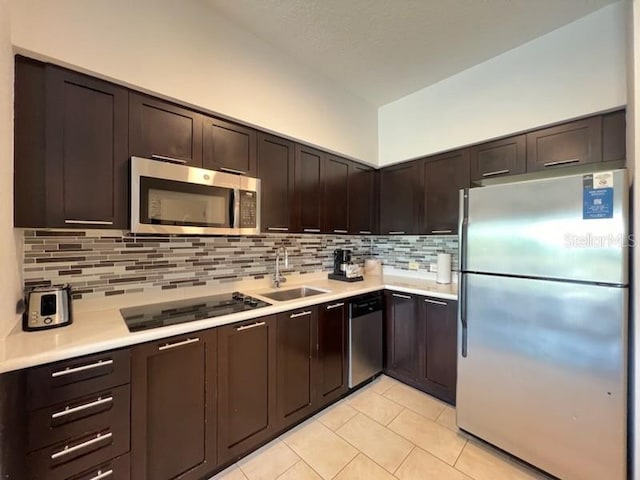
259, 287, 329, 302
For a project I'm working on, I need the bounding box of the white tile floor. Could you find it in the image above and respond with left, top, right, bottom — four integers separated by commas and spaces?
210, 375, 552, 480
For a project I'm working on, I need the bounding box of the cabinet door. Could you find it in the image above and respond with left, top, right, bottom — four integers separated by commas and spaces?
418, 297, 458, 405
379, 161, 420, 235
602, 110, 626, 163
348, 163, 376, 235
203, 116, 257, 176
45, 66, 128, 229
257, 133, 295, 233
218, 316, 276, 464
129, 92, 203, 167
295, 145, 324, 233
384, 292, 419, 382
323, 155, 350, 234
317, 301, 348, 406
423, 150, 469, 235
469, 135, 525, 183
131, 331, 217, 480
276, 308, 318, 430
526, 116, 602, 172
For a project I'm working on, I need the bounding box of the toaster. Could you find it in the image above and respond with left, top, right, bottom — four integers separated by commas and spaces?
23, 285, 73, 331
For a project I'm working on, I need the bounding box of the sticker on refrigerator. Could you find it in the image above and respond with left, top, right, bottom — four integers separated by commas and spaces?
583, 173, 613, 219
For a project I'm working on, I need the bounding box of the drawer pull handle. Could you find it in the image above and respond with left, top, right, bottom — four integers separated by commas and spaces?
303, 228, 321, 233
482, 169, 510, 177
267, 227, 289, 231
88, 469, 114, 480
326, 302, 344, 310
431, 229, 452, 234
51, 432, 112, 460
392, 293, 412, 300
64, 220, 114, 225
424, 298, 448, 306
290, 311, 312, 318
359, 231, 372, 234
151, 154, 187, 164
220, 167, 246, 175
51, 396, 113, 419
159, 337, 200, 351
388, 231, 405, 235
236, 321, 266, 331
333, 229, 348, 234
51, 359, 113, 378
543, 158, 580, 167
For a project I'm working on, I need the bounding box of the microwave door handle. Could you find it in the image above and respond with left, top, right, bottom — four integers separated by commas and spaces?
231, 188, 240, 229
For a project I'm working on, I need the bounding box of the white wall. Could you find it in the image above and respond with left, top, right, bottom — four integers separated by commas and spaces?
0, 0, 21, 338
378, 1, 627, 166
10, 0, 378, 163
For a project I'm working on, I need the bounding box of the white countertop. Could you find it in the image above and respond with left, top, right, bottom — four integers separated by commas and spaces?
0, 270, 457, 374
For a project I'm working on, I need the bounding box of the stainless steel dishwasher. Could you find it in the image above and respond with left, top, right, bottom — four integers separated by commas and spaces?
348, 293, 383, 388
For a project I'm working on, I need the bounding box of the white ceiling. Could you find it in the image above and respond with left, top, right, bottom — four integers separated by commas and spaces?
206, 0, 619, 106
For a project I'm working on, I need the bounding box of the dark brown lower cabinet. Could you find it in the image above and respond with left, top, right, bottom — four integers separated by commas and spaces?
384, 291, 420, 383
418, 297, 458, 405
217, 316, 277, 464
276, 308, 318, 430
317, 301, 349, 407
131, 331, 217, 480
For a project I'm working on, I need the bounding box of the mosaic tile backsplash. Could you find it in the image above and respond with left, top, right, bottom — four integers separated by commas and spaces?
23, 230, 458, 300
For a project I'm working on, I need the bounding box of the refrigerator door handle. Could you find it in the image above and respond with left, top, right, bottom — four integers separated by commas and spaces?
460, 272, 468, 358
458, 188, 469, 358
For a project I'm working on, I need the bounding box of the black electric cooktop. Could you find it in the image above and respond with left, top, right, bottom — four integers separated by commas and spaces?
120, 292, 271, 332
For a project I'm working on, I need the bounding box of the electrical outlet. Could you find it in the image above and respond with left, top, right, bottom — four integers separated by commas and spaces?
429, 262, 438, 272
408, 261, 419, 270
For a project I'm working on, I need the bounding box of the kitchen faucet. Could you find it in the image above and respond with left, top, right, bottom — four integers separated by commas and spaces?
273, 246, 289, 288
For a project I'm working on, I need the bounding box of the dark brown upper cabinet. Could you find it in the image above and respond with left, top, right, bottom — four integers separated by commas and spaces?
317, 301, 349, 407
257, 133, 296, 233
203, 116, 257, 176
379, 160, 421, 235
295, 145, 325, 233
418, 296, 457, 405
129, 92, 203, 167
422, 149, 469, 235
276, 307, 318, 430
217, 316, 276, 464
14, 57, 129, 229
603, 110, 626, 163
469, 135, 526, 183
131, 330, 217, 480
348, 163, 377, 235
323, 155, 350, 234
526, 116, 602, 172
384, 291, 419, 383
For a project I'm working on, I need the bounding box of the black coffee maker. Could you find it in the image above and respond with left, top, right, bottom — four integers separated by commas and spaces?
328, 249, 363, 282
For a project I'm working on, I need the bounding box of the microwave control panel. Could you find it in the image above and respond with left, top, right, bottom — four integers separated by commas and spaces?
239, 190, 257, 228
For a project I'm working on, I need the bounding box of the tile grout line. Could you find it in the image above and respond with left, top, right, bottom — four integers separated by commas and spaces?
452, 439, 469, 469
392, 444, 416, 476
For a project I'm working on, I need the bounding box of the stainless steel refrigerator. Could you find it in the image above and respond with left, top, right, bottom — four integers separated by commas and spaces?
457, 169, 628, 480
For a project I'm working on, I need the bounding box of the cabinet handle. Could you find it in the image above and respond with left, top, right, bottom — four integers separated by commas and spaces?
392, 293, 412, 300
333, 229, 348, 234
359, 231, 372, 234
51, 396, 113, 419
267, 227, 289, 231
87, 470, 114, 480
52, 359, 113, 378
65, 220, 113, 225
482, 169, 510, 177
220, 167, 246, 175
158, 337, 200, 351
151, 154, 187, 164
326, 302, 344, 310
303, 228, 321, 233
388, 231, 405, 235
51, 432, 112, 460
290, 311, 312, 318
431, 229, 452, 234
543, 158, 580, 167
424, 298, 447, 306
236, 321, 266, 331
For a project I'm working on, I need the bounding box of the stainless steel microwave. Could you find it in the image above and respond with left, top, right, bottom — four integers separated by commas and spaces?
130, 157, 260, 235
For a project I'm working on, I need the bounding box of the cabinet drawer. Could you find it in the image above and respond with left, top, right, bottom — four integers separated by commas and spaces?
67, 453, 130, 480
27, 349, 130, 410
28, 384, 130, 452
27, 422, 129, 480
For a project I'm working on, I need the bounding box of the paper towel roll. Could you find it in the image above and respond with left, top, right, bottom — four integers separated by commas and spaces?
364, 258, 382, 276
436, 253, 452, 284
